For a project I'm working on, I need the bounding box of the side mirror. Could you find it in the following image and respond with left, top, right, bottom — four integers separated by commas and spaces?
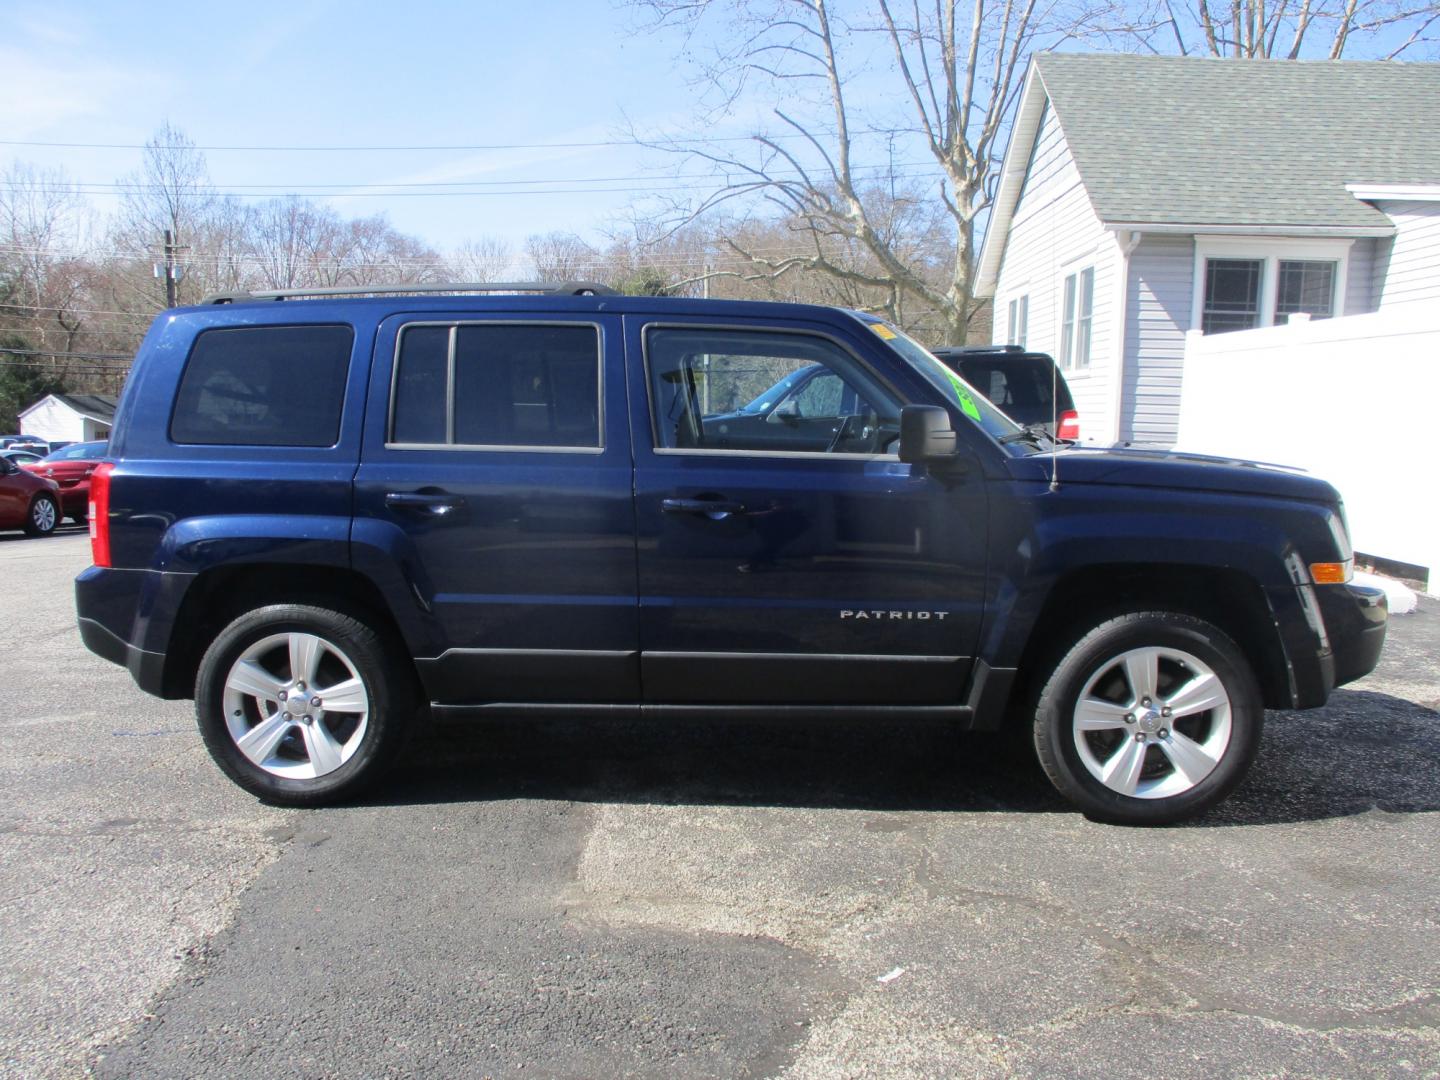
898, 405, 958, 463
770, 399, 801, 423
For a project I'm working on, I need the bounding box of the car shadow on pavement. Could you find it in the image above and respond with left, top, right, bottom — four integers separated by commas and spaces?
1203, 688, 1440, 827
0, 523, 88, 543
368, 687, 1440, 826
381, 711, 1068, 815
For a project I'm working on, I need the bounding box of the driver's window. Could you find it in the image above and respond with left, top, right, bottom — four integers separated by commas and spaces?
646, 326, 899, 454
791, 371, 846, 419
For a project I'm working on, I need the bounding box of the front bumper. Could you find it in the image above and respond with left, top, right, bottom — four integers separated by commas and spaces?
1267, 579, 1388, 709
1322, 581, 1388, 689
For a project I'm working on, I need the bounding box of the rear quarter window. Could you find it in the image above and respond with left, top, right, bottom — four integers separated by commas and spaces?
170, 325, 354, 447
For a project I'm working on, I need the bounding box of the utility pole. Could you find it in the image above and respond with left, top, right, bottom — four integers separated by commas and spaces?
154, 230, 188, 308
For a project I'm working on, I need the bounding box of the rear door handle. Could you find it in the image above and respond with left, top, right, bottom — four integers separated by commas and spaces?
661, 498, 746, 518
385, 491, 462, 517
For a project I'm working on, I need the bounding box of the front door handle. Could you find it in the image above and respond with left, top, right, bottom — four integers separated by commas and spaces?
385, 491, 462, 517
662, 497, 746, 519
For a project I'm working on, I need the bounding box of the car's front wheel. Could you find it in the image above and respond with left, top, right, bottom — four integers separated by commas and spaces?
23, 493, 58, 536
1031, 611, 1263, 825
195, 604, 417, 805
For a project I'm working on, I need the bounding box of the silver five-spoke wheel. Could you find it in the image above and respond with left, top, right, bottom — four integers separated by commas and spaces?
1032, 611, 1262, 824
222, 631, 370, 780
1073, 645, 1233, 799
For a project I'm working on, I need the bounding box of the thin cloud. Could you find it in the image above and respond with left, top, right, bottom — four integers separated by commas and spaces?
0, 46, 162, 139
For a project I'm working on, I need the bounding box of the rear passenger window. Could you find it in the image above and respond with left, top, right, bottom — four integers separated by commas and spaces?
171, 325, 353, 446
389, 323, 601, 449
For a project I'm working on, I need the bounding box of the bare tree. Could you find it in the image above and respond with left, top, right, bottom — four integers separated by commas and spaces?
524, 231, 600, 281
243, 197, 328, 289
448, 236, 515, 281
0, 163, 92, 358
628, 0, 1088, 344
110, 122, 221, 306
343, 214, 445, 285
1100, 0, 1440, 58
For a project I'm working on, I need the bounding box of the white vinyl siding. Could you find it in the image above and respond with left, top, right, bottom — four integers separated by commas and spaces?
1345, 237, 1378, 313
991, 102, 1117, 442
1121, 235, 1193, 447
1372, 201, 1440, 313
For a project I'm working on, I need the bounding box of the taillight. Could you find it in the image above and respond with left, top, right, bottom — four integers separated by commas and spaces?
89, 462, 115, 568
1056, 410, 1080, 441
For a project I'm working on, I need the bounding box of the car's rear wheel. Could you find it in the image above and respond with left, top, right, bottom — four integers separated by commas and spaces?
1031, 611, 1263, 825
23, 493, 58, 536
195, 604, 417, 805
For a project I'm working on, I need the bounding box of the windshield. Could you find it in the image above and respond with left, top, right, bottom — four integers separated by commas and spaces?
736, 367, 814, 414
855, 318, 1022, 442
44, 441, 107, 462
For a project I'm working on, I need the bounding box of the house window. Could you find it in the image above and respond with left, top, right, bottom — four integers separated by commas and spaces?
1202, 259, 1263, 334
1007, 295, 1029, 347
1275, 260, 1337, 320
1059, 267, 1094, 368
1194, 239, 1349, 335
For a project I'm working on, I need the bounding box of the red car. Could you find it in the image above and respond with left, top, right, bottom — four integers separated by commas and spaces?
0, 455, 60, 536
23, 441, 108, 523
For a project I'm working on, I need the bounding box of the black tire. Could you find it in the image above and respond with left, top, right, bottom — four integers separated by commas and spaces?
1030, 611, 1263, 825
23, 493, 59, 536
195, 604, 418, 806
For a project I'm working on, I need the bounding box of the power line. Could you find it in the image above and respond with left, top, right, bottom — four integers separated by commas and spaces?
0, 347, 133, 360
0, 161, 936, 192
0, 242, 885, 268
0, 129, 918, 153
0, 174, 941, 201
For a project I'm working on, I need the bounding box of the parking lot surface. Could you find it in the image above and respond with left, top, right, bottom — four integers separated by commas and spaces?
3, 532, 1437, 1079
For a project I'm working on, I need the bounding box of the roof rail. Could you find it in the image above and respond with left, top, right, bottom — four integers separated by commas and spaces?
200, 281, 619, 305
933, 344, 1027, 355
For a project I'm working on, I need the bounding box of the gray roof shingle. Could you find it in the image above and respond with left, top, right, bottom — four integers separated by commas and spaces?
52, 393, 117, 421
1035, 53, 1440, 228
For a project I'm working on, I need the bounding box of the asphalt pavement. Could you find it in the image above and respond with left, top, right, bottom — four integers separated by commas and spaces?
3, 531, 1437, 1079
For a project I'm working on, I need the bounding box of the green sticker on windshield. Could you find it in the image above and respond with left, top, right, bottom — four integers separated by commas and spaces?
945, 372, 983, 422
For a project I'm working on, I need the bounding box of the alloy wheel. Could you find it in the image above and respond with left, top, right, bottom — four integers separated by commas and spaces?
221, 631, 370, 780
1071, 645, 1233, 799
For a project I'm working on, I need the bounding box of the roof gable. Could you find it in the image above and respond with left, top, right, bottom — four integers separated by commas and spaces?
19, 393, 118, 423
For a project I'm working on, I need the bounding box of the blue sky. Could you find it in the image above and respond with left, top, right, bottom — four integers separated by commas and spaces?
0, 0, 777, 251
4, 1, 1430, 261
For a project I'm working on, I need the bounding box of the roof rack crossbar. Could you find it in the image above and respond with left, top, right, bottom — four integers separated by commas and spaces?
201, 281, 618, 304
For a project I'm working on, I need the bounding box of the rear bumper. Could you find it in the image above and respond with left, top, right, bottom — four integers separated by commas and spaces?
77, 615, 167, 696
75, 564, 186, 698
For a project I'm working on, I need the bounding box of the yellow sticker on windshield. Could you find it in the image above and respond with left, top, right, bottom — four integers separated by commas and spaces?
946, 372, 983, 422
870, 323, 898, 340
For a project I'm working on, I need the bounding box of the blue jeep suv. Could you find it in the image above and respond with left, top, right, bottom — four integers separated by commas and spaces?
75, 283, 1387, 823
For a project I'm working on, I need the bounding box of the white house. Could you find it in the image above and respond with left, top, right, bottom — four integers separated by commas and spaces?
19, 393, 117, 444
976, 54, 1440, 448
